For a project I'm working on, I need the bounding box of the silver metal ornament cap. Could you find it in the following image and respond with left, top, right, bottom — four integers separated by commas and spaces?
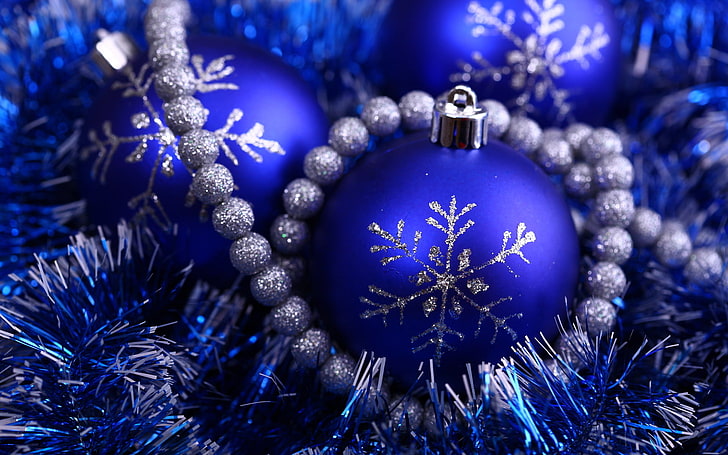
91, 29, 140, 76
430, 85, 488, 149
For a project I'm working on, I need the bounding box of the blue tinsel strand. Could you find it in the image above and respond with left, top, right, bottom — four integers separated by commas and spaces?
612, 0, 728, 100
0, 0, 146, 289
0, 222, 220, 453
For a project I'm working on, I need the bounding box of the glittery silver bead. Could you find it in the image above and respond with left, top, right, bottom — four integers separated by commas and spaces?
328, 117, 369, 157
212, 197, 254, 240
283, 178, 324, 220
229, 232, 271, 275
653, 221, 692, 268
154, 64, 196, 101
361, 96, 401, 136
145, 0, 190, 27
146, 22, 187, 46
250, 265, 291, 306
163, 95, 208, 135
684, 248, 722, 285
581, 128, 623, 164
303, 146, 344, 186
575, 297, 617, 338
399, 91, 435, 131
629, 208, 662, 247
390, 395, 424, 431
270, 296, 312, 336
148, 39, 189, 71
504, 116, 542, 155
585, 261, 626, 300
593, 189, 635, 228
178, 129, 219, 170
564, 163, 596, 199
290, 328, 331, 369
594, 155, 634, 190
563, 123, 592, 154
319, 354, 356, 395
536, 138, 573, 174
269, 214, 309, 255
479, 99, 511, 138
592, 227, 633, 265
190, 164, 234, 205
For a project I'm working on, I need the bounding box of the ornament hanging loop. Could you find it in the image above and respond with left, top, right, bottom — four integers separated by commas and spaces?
431, 85, 488, 149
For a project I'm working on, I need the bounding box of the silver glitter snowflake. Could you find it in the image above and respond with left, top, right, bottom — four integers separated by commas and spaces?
452, 0, 610, 122
82, 54, 285, 227
361, 195, 536, 363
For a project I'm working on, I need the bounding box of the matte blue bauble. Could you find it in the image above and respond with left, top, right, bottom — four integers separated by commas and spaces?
376, 0, 619, 126
77, 36, 327, 286
311, 132, 579, 385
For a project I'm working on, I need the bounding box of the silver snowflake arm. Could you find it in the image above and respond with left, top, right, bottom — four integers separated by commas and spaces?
555, 23, 610, 67
476, 222, 536, 270
213, 109, 286, 165
410, 322, 464, 359
361, 284, 439, 326
467, 1, 520, 44
191, 54, 239, 92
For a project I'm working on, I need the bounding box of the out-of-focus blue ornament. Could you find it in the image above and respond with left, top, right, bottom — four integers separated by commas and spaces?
311, 89, 579, 384
376, 0, 620, 126
77, 35, 328, 286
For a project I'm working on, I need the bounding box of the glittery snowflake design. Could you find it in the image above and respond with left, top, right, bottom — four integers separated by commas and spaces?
82, 55, 285, 227
452, 0, 610, 122
361, 195, 536, 363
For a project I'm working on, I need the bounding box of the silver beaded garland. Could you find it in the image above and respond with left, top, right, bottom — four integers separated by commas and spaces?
564, 162, 596, 199
291, 328, 331, 369
684, 248, 723, 286
563, 123, 592, 152
361, 96, 401, 136
328, 117, 369, 156
593, 189, 635, 228
163, 95, 208, 134
536, 137, 573, 174
250, 265, 292, 306
592, 226, 633, 265
398, 91, 435, 131
479, 99, 510, 138
229, 232, 271, 275
581, 127, 623, 164
178, 128, 219, 170
211, 197, 254, 240
269, 214, 309, 255
594, 155, 634, 190
504, 116, 543, 155
282, 178, 324, 220
269, 296, 312, 336
654, 221, 692, 268
585, 261, 626, 300
190, 163, 234, 205
303, 146, 345, 186
148, 36, 189, 70
575, 297, 617, 337
154, 64, 196, 101
629, 207, 662, 247
319, 354, 356, 395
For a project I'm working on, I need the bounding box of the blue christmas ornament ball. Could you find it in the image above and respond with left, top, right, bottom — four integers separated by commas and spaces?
376, 0, 619, 126
311, 132, 579, 385
76, 35, 328, 286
